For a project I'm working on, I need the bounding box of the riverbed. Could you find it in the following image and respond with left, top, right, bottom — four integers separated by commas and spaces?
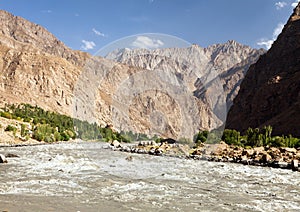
0, 141, 300, 211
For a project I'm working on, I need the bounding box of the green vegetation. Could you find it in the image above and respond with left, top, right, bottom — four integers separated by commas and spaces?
5, 125, 17, 132
0, 103, 139, 143
222, 126, 300, 148
194, 130, 209, 144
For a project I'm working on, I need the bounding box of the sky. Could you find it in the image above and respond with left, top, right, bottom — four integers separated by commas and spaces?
0, 0, 299, 54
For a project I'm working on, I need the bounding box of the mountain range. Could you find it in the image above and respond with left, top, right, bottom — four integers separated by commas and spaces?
0, 9, 272, 140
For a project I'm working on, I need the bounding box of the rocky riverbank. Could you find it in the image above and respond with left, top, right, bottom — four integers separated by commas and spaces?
109, 140, 300, 172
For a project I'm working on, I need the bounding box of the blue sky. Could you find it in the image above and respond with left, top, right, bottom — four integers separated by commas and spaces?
0, 0, 299, 54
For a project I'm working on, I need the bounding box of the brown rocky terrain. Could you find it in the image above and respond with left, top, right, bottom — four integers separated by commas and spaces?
105, 42, 264, 138
0, 9, 265, 140
226, 3, 300, 137
0, 10, 90, 115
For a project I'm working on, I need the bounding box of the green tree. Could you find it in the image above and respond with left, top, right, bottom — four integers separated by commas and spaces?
222, 129, 241, 146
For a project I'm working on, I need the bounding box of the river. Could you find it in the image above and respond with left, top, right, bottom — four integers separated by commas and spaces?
0, 141, 300, 211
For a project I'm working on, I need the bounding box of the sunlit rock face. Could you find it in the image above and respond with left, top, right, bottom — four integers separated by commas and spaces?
104, 41, 264, 138
0, 9, 264, 139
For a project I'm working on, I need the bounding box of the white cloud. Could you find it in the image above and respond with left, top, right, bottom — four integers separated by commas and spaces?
131, 36, 164, 49
41, 10, 52, 13
275, 2, 287, 10
291, 0, 300, 7
257, 23, 284, 49
81, 40, 96, 50
273, 23, 284, 37
92, 28, 106, 37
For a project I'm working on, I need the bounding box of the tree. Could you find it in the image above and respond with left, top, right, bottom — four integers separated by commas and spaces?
222, 129, 241, 146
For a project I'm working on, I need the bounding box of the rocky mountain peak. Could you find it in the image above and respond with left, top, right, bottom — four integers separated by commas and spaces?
104, 41, 264, 138
291, 2, 300, 20
0, 10, 88, 66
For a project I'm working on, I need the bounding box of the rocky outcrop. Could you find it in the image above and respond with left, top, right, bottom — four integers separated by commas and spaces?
0, 10, 90, 115
105, 41, 264, 138
226, 3, 300, 137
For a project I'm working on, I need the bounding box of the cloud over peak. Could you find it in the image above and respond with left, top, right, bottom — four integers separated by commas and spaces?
131, 36, 164, 49
292, 0, 300, 7
275, 1, 287, 10
257, 23, 284, 49
81, 40, 96, 50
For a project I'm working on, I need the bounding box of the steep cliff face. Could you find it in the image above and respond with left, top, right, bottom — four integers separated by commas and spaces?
0, 10, 89, 115
106, 41, 264, 122
226, 3, 300, 137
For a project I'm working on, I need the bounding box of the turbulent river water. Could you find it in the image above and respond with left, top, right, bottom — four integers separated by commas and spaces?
0, 141, 300, 211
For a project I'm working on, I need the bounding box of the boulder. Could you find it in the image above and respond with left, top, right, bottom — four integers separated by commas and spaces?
253, 146, 265, 154
212, 141, 229, 156
278, 161, 289, 169
111, 140, 121, 148
280, 147, 297, 154
160, 138, 177, 145
261, 153, 272, 163
292, 160, 299, 171
0, 154, 7, 163
242, 149, 254, 157
5, 153, 19, 158
125, 155, 133, 161
240, 155, 249, 165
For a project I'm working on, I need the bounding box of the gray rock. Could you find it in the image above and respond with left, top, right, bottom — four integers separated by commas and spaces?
111, 140, 121, 148
278, 161, 289, 169
5, 153, 19, 158
0, 154, 7, 163
292, 160, 299, 171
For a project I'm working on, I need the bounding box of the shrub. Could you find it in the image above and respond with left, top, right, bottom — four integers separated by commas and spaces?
60, 131, 70, 141
245, 128, 263, 147
194, 130, 209, 143
5, 125, 17, 132
21, 124, 27, 137
33, 132, 44, 141
222, 129, 241, 146
270, 136, 285, 147
54, 131, 62, 141
1, 112, 12, 119
44, 136, 54, 143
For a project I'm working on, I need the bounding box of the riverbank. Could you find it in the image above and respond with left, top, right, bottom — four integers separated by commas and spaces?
1, 137, 300, 172
109, 140, 300, 172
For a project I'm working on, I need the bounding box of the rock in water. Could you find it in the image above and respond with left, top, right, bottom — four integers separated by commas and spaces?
292, 160, 299, 171
0, 154, 7, 163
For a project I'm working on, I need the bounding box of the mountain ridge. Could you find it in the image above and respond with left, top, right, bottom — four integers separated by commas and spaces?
0, 9, 265, 139
225, 2, 300, 137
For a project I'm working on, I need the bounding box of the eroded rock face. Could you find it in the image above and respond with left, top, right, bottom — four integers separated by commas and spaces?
104, 41, 264, 138
0, 10, 90, 116
0, 10, 88, 66
226, 3, 300, 137
0, 9, 265, 139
